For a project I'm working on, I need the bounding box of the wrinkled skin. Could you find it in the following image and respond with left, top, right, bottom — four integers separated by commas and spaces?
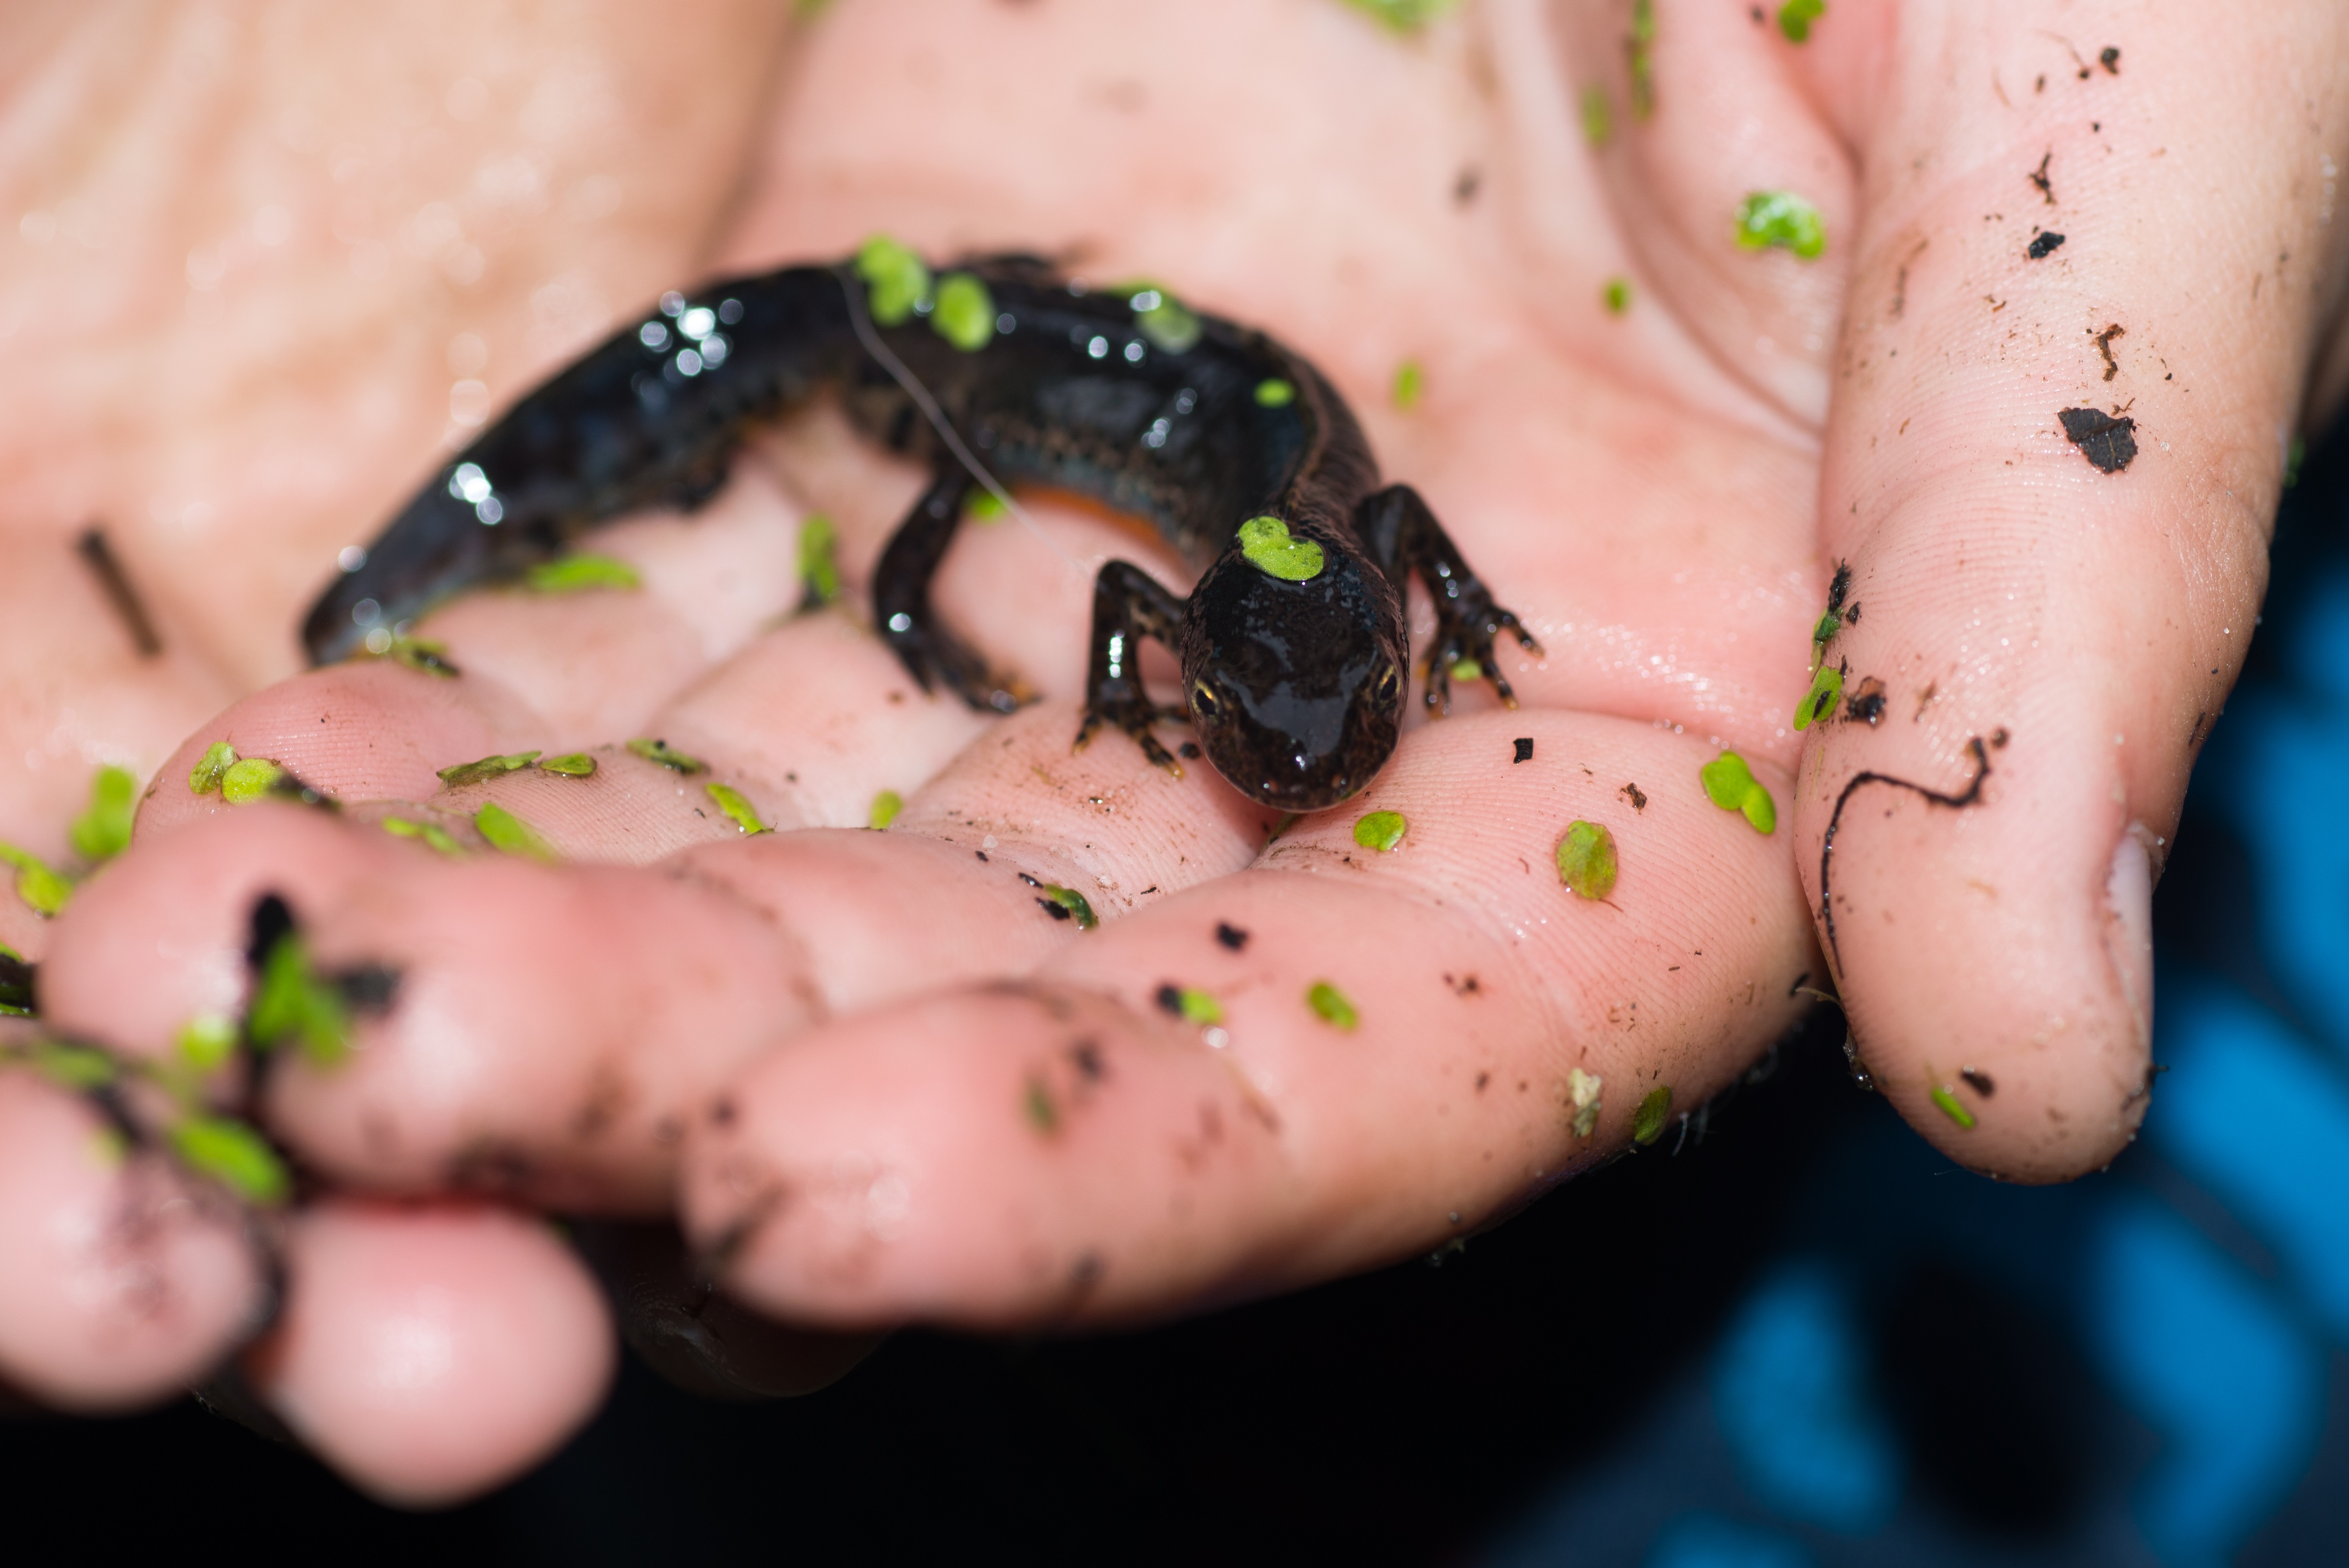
2, 0, 2346, 1505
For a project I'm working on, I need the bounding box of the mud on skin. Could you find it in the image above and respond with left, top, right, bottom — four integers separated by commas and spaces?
308, 250, 1537, 813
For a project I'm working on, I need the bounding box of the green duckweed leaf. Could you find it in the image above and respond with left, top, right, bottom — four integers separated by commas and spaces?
708, 783, 770, 835
1125, 284, 1203, 354
1604, 277, 1633, 314
798, 514, 843, 607
249, 932, 350, 1066
1700, 751, 1776, 834
219, 758, 287, 804
1238, 516, 1325, 582
69, 765, 138, 862
31, 1042, 117, 1090
177, 1014, 239, 1072
525, 554, 641, 594
1353, 811, 1408, 852
1736, 189, 1828, 260
1340, 0, 1456, 32
189, 741, 238, 796
1175, 987, 1223, 1026
1392, 360, 1425, 411
867, 789, 902, 831
475, 801, 558, 862
1306, 981, 1359, 1031
1629, 0, 1657, 117
1254, 378, 1296, 408
1792, 664, 1843, 732
1631, 1084, 1673, 1145
170, 1116, 289, 1206
855, 235, 932, 327
0, 845, 73, 917
388, 635, 459, 677
538, 753, 596, 777
1023, 1075, 1059, 1135
381, 816, 466, 857
931, 272, 995, 352
1555, 820, 1619, 900
627, 739, 707, 775
1581, 85, 1613, 148
436, 751, 541, 788
964, 490, 1010, 524
1931, 1085, 1979, 1129
1037, 885, 1098, 930
1777, 0, 1824, 43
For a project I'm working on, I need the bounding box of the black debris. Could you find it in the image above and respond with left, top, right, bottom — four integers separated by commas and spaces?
1153, 984, 1185, 1018
75, 527, 163, 658
1214, 922, 1250, 952
2098, 46, 2119, 73
1961, 1066, 1997, 1097
2027, 231, 2066, 260
1178, 741, 1202, 760
1037, 899, 1071, 921
2027, 151, 2054, 204
2059, 407, 2138, 472
1512, 738, 1534, 763
1621, 782, 1647, 811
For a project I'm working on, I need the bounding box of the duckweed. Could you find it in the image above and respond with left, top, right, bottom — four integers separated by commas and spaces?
1129, 285, 1203, 354
1629, 0, 1657, 118
1777, 0, 1824, 43
1604, 277, 1633, 314
1931, 1084, 1978, 1129
29, 1041, 116, 1090
525, 554, 641, 594
1555, 820, 1619, 900
855, 234, 932, 326
176, 1013, 238, 1072
0, 844, 73, 917
436, 751, 541, 788
1735, 190, 1827, 260
867, 789, 903, 830
1631, 1083, 1673, 1145
219, 758, 287, 804
1238, 516, 1325, 582
1791, 664, 1843, 732
1340, 0, 1456, 32
1307, 981, 1359, 1031
69, 765, 138, 862
1254, 378, 1296, 408
1700, 751, 1777, 834
1023, 1075, 1059, 1134
169, 1116, 289, 1206
249, 930, 351, 1066
965, 490, 1010, 524
475, 800, 558, 862
539, 753, 597, 777
1568, 1066, 1603, 1139
798, 514, 843, 606
627, 738, 707, 774
708, 783, 769, 835
382, 816, 466, 856
189, 741, 238, 795
388, 635, 458, 677
1162, 986, 1224, 1026
1581, 85, 1613, 147
931, 272, 996, 352
1392, 360, 1425, 411
1354, 810, 1408, 852
1037, 885, 1098, 929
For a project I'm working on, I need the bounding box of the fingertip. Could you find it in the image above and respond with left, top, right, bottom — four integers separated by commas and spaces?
248, 1198, 615, 1508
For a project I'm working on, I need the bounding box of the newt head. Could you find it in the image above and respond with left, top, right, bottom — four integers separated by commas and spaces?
1180, 520, 1406, 811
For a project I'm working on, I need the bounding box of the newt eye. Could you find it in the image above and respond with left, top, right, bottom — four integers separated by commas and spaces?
1373, 664, 1400, 704
1191, 681, 1221, 718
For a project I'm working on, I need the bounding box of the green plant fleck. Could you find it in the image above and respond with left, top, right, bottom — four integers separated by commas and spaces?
1237, 516, 1325, 582
69, 765, 138, 862
627, 738, 707, 774
1699, 752, 1777, 834
219, 757, 287, 804
0, 845, 73, 917
798, 514, 842, 608
1735, 190, 1827, 260
475, 800, 558, 862
1628, 0, 1657, 118
855, 234, 932, 326
388, 635, 458, 677
249, 931, 350, 1066
1340, 0, 1456, 32
1128, 285, 1202, 354
0, 943, 30, 1016
1812, 610, 1844, 655
1931, 1084, 1978, 1129
1175, 987, 1224, 1026
965, 490, 1010, 524
1604, 276, 1633, 314
382, 816, 466, 856
1023, 1074, 1059, 1135
525, 554, 641, 594
1254, 378, 1296, 408
539, 753, 596, 777
1306, 981, 1359, 1031
1392, 360, 1425, 411
708, 783, 769, 835
31, 1041, 117, 1090
436, 751, 541, 788
867, 789, 903, 831
1450, 657, 1482, 682
1555, 820, 1619, 900
1777, 0, 1824, 42
1791, 663, 1844, 732
1037, 885, 1099, 930
931, 271, 996, 352
177, 1014, 238, 1072
1631, 1084, 1673, 1145
1568, 1067, 1603, 1138
1581, 85, 1613, 147
189, 741, 238, 795
170, 1116, 289, 1206
1354, 810, 1408, 852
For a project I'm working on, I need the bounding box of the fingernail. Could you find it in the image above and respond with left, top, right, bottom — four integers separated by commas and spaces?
2104, 825, 2155, 1049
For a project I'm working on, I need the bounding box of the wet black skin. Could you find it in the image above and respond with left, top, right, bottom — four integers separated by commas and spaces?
305, 254, 1536, 811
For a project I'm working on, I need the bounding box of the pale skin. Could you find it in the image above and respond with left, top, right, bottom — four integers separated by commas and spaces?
0, 0, 2343, 1506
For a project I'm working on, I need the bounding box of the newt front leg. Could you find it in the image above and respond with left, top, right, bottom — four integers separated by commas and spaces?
1355, 483, 1541, 713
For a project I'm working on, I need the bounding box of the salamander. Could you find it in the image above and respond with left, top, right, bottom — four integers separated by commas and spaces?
304, 244, 1536, 811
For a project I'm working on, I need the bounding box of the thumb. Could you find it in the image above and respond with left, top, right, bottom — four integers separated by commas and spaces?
1800, 3, 2349, 1178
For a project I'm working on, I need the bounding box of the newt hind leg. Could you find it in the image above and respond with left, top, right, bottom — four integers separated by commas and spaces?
874, 466, 1033, 713
1355, 483, 1541, 714
1073, 560, 1190, 775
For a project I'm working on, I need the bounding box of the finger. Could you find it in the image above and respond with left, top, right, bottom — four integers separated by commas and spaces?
0, 1062, 266, 1410
681, 710, 1814, 1327
241, 1197, 613, 1507
1797, 6, 2349, 1176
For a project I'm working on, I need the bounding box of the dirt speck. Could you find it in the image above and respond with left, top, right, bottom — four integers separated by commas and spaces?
2092, 323, 2126, 380
2059, 407, 2137, 472
1620, 781, 1648, 811
2098, 46, 2119, 74
1214, 921, 1249, 952
2027, 151, 2054, 204
2027, 230, 2066, 260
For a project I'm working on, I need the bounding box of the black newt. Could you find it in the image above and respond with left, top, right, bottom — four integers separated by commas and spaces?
305, 251, 1536, 810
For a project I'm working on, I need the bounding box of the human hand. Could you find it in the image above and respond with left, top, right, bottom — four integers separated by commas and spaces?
5, 0, 2343, 1504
